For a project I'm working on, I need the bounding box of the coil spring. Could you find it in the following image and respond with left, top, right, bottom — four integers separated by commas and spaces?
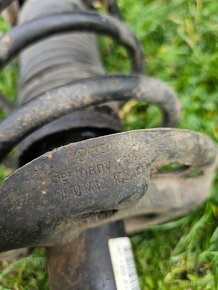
0, 0, 180, 163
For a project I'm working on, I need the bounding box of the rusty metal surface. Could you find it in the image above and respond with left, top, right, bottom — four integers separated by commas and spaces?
0, 128, 217, 251
47, 221, 125, 290
0, 75, 180, 160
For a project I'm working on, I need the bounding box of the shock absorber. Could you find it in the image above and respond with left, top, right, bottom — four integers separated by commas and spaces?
18, 1, 128, 288
17, 0, 123, 165
0, 0, 217, 289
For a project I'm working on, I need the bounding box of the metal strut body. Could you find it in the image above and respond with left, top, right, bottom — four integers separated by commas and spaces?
0, 0, 217, 289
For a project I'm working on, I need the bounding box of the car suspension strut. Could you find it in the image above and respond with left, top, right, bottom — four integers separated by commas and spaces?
0, 0, 217, 289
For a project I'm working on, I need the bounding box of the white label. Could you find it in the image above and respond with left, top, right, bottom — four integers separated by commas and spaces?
108, 237, 141, 290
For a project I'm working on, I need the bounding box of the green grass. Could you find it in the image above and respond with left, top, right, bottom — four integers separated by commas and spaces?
0, 0, 218, 289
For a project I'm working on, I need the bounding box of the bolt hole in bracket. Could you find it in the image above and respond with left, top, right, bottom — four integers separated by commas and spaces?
0, 5, 217, 253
